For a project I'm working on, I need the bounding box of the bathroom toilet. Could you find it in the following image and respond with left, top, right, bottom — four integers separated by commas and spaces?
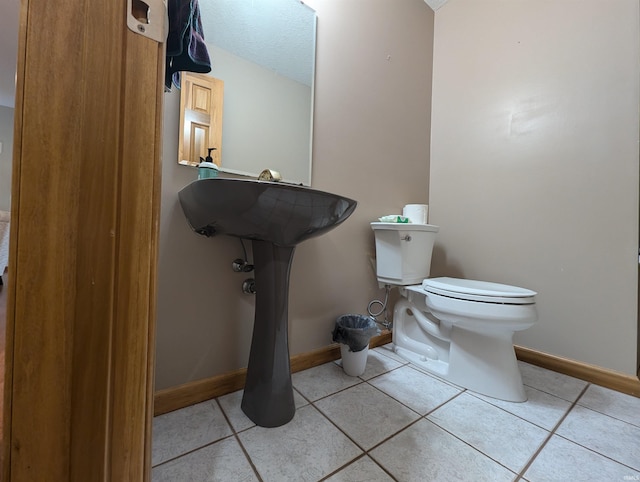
371, 222, 537, 402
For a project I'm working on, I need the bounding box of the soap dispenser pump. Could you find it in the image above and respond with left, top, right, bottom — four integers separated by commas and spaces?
198, 148, 219, 179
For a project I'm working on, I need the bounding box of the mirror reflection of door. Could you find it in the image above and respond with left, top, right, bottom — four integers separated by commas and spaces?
179, 72, 224, 167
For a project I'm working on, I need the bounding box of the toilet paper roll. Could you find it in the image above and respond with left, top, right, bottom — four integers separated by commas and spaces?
403, 204, 429, 224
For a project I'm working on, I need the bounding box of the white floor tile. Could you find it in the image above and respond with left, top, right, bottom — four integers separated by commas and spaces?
370, 418, 516, 482
524, 435, 640, 482
428, 392, 549, 472
407, 361, 465, 387
292, 362, 362, 401
237, 404, 362, 482
152, 436, 258, 482
556, 405, 640, 471
315, 383, 420, 450
372, 344, 410, 365
577, 384, 640, 428
293, 387, 311, 407
151, 347, 638, 481
152, 400, 233, 466
518, 362, 587, 402
368, 365, 461, 415
324, 456, 394, 481
218, 390, 255, 433
473, 385, 572, 430
218, 388, 309, 433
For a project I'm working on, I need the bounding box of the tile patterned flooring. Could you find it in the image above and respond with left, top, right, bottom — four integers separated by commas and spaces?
152, 345, 640, 481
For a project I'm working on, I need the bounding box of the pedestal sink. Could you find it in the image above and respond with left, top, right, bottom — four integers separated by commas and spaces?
178, 178, 357, 427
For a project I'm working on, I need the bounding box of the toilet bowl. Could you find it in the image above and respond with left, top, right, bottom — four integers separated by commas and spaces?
395, 278, 536, 401
370, 222, 537, 402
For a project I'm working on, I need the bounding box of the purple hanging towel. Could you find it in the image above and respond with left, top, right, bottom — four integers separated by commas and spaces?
165, 0, 212, 90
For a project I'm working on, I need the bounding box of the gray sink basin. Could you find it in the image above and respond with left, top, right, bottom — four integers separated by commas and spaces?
178, 178, 357, 427
178, 178, 357, 246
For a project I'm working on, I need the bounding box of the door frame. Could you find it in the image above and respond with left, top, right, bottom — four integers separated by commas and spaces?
3, 0, 163, 479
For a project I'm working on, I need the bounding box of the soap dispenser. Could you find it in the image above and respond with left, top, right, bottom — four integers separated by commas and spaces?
198, 148, 219, 179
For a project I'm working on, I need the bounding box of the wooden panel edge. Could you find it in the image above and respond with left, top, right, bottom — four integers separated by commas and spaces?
3, 0, 30, 476
515, 345, 640, 398
154, 332, 393, 416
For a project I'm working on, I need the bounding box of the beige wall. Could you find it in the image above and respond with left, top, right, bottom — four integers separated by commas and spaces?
0, 105, 13, 211
155, 0, 434, 389
430, 0, 639, 375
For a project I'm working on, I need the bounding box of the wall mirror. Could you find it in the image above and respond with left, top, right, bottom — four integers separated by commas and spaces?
178, 0, 317, 186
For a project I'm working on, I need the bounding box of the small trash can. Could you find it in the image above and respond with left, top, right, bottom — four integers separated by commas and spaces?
332, 314, 380, 376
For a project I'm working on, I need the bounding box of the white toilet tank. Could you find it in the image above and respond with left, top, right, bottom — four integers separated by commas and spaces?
371, 222, 439, 285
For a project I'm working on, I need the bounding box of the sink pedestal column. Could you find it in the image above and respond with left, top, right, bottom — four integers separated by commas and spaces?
241, 240, 296, 427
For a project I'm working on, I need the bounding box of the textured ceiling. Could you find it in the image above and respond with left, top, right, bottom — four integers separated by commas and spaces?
0, 0, 446, 108
0, 0, 316, 107
200, 0, 317, 86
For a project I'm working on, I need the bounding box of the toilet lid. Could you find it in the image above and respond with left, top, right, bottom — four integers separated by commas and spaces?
422, 277, 536, 304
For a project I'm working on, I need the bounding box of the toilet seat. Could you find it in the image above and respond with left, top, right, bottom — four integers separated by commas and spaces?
422, 277, 536, 305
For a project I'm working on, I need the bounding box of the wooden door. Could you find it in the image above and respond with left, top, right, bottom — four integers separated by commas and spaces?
3, 0, 163, 480
179, 72, 224, 166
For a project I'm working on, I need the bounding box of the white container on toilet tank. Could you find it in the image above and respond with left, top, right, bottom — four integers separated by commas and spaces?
370, 222, 439, 285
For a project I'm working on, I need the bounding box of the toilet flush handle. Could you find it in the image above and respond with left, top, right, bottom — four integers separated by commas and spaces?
402, 235, 412, 241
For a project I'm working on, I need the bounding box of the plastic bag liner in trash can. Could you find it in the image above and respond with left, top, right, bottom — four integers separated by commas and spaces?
332, 314, 380, 352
